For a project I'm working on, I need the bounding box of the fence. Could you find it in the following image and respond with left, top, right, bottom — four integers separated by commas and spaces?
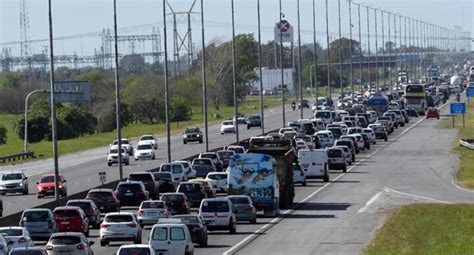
0, 151, 34, 163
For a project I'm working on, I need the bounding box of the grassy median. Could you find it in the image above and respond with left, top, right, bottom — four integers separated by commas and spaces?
438, 100, 474, 189
364, 204, 474, 255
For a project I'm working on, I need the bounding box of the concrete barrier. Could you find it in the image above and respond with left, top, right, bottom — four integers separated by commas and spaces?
460, 139, 474, 150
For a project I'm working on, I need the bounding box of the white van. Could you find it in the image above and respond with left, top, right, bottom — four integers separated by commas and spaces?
160, 163, 187, 184
149, 220, 194, 255
314, 110, 333, 125
297, 149, 329, 182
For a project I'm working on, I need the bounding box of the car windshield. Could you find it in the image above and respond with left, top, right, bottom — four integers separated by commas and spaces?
105, 215, 133, 223
327, 149, 343, 157
336, 141, 352, 148
129, 174, 153, 181
141, 201, 165, 209
0, 228, 22, 236
201, 154, 217, 160
217, 151, 235, 159
151, 227, 167, 241
50, 236, 81, 245
117, 184, 142, 192
173, 215, 199, 224
88, 191, 112, 198
113, 140, 129, 145
153, 172, 172, 180
315, 112, 330, 118
118, 248, 152, 255
137, 144, 152, 150
170, 227, 185, 241
54, 210, 80, 218
223, 121, 233, 125
228, 197, 250, 205
110, 148, 125, 154
40, 176, 55, 183
249, 115, 260, 120
172, 165, 183, 174
2, 173, 22, 180
185, 127, 199, 133
207, 174, 227, 180
193, 159, 210, 165
161, 194, 184, 203
67, 202, 91, 211
160, 164, 172, 172
10, 251, 45, 255
178, 184, 201, 192
140, 136, 153, 141
201, 201, 230, 212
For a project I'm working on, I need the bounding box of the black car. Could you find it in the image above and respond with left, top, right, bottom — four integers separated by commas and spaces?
216, 150, 235, 169
85, 189, 120, 213
160, 193, 191, 215
176, 182, 207, 207
127, 172, 158, 199
183, 127, 203, 144
246, 115, 262, 129
114, 181, 149, 207
172, 215, 208, 247
192, 158, 215, 178
66, 199, 101, 229
152, 172, 175, 193
298, 99, 310, 109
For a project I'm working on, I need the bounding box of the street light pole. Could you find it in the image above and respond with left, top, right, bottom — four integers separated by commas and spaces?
47, 0, 60, 203
374, 8, 378, 91
162, 0, 171, 162
297, 0, 303, 118
312, 0, 318, 106
279, 0, 286, 126
366, 6, 371, 89
231, 0, 239, 142
337, 0, 343, 107
348, 0, 354, 100
200, 0, 209, 151
24, 89, 46, 153
325, 0, 331, 99
113, 0, 123, 178
381, 10, 385, 89
357, 3, 362, 92
257, 0, 264, 134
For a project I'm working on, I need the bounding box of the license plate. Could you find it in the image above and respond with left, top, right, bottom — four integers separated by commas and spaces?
100, 206, 104, 210
61, 222, 69, 225
125, 193, 133, 196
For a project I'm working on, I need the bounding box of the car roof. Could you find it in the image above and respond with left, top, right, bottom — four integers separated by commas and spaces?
50, 232, 85, 237
202, 197, 230, 202
89, 188, 114, 193
105, 212, 135, 216
161, 192, 186, 196
119, 244, 153, 249
67, 199, 93, 204
23, 208, 51, 212
0, 226, 23, 230
53, 206, 81, 211
227, 195, 251, 199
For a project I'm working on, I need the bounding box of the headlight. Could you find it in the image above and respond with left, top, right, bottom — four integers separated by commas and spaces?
196, 134, 200, 137
19, 183, 23, 187
183, 135, 187, 138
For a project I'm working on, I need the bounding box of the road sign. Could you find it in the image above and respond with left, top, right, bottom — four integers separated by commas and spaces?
274, 20, 293, 43
46, 80, 91, 102
99, 172, 106, 185
450, 102, 466, 115
466, 87, 474, 98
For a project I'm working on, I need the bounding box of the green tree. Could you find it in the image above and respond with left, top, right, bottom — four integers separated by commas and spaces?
170, 97, 192, 122
0, 72, 22, 88
0, 125, 7, 144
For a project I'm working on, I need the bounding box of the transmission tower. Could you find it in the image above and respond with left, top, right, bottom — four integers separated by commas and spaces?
20, 0, 31, 58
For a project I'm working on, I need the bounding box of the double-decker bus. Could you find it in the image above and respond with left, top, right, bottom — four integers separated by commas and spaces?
404, 84, 427, 115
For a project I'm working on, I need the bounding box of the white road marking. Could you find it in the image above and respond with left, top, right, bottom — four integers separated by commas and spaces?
383, 187, 452, 204
358, 191, 383, 213
451, 179, 474, 193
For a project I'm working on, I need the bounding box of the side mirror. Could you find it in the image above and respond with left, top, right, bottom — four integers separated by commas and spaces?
24, 177, 28, 180
233, 209, 239, 214
63, 180, 67, 183
36, 182, 39, 185
89, 241, 95, 246
7, 240, 14, 246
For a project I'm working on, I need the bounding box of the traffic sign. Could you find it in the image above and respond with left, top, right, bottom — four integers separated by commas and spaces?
450, 102, 466, 115
278, 20, 290, 32
274, 20, 294, 43
99, 172, 106, 185
466, 87, 474, 98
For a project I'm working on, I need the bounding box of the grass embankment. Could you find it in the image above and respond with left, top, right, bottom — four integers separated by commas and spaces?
0, 96, 282, 164
437, 100, 474, 189
364, 204, 474, 255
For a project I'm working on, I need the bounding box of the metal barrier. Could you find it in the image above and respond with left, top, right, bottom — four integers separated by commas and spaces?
0, 151, 34, 163
460, 139, 474, 150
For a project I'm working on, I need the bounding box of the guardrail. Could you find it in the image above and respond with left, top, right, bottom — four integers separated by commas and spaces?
0, 151, 34, 163
460, 139, 474, 150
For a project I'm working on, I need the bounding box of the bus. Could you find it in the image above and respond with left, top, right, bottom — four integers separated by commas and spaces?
404, 84, 427, 115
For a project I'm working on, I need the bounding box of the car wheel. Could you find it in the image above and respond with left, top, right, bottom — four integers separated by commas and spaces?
199, 139, 203, 144
23, 188, 28, 195
373, 141, 376, 145
323, 173, 330, 182
200, 237, 208, 247
100, 240, 108, 247
183, 140, 187, 144
37, 195, 42, 199
250, 218, 257, 224
247, 125, 250, 129
107, 163, 112, 166
85, 227, 90, 237
125, 160, 130, 166
134, 236, 141, 244
342, 166, 347, 173
302, 181, 307, 187
437, 117, 440, 119
384, 137, 388, 142
229, 221, 236, 234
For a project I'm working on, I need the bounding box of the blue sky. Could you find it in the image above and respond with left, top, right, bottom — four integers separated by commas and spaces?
0, 0, 472, 57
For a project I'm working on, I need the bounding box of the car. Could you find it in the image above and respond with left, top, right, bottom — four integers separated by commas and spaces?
151, 172, 176, 193
375, 120, 392, 134
173, 160, 197, 179
176, 182, 207, 208
298, 99, 310, 108
0, 235, 7, 255
52, 206, 89, 237
111, 138, 134, 155
406, 108, 419, 117
383, 113, 399, 129
216, 150, 236, 169
117, 244, 157, 255
314, 110, 333, 125
334, 145, 352, 165
188, 178, 216, 199
19, 208, 56, 241
85, 189, 120, 213
128, 172, 159, 199
160, 193, 191, 215
205, 172, 228, 193
8, 247, 47, 255
183, 127, 203, 144
0, 171, 29, 195
171, 215, 208, 247
225, 145, 245, 154
198, 152, 223, 171
100, 212, 142, 246
246, 115, 262, 129
339, 135, 360, 154
387, 110, 405, 127
377, 117, 395, 132
326, 147, 347, 172
66, 200, 101, 229
192, 158, 216, 178
45, 232, 94, 255
159, 163, 188, 184
199, 198, 237, 234
227, 195, 257, 224
133, 143, 155, 160
220, 120, 236, 134
315, 131, 335, 148
136, 200, 170, 227
292, 163, 307, 186
233, 113, 248, 124
297, 149, 329, 182
115, 181, 149, 207
346, 134, 365, 151
148, 221, 194, 255
368, 124, 388, 142
0, 227, 34, 249
426, 107, 440, 119
138, 134, 158, 149
36, 174, 67, 198
360, 133, 371, 150
334, 139, 356, 162
326, 126, 343, 139
362, 128, 377, 144
107, 146, 130, 166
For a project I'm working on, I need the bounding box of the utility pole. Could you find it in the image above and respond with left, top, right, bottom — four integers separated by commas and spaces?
297, 0, 303, 118
357, 3, 362, 92
374, 8, 378, 91
366, 6, 371, 89
338, 0, 343, 105
348, 0, 354, 100
325, 0, 331, 99
279, 0, 286, 127
162, 0, 171, 162
257, 0, 264, 134
200, 0, 209, 151
388, 12, 393, 89
231, 0, 239, 142
312, 0, 318, 106
381, 10, 385, 89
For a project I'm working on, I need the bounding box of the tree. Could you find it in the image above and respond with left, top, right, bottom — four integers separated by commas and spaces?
94, 101, 133, 133
170, 97, 192, 122
0, 125, 6, 145
120, 54, 147, 76
16, 115, 50, 143
327, 37, 360, 63
0, 72, 22, 88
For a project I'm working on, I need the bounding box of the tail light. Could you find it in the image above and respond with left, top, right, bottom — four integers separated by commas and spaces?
101, 224, 110, 229
18, 238, 27, 243
45, 245, 54, 251
245, 206, 253, 212
76, 243, 87, 250
127, 223, 137, 228
37, 186, 43, 191
137, 210, 145, 217
159, 210, 168, 216
114, 191, 122, 197
137, 191, 145, 196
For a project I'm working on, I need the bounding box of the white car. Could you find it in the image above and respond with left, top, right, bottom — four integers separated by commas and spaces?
136, 200, 170, 227
220, 120, 236, 134
8, 247, 47, 255
117, 244, 156, 255
149, 221, 194, 255
107, 146, 130, 166
315, 130, 335, 147
298, 149, 329, 182
335, 145, 352, 165
45, 232, 94, 255
199, 198, 236, 234
0, 235, 8, 255
0, 227, 34, 249
134, 143, 155, 160
100, 212, 142, 246
139, 134, 158, 149
347, 134, 365, 151
205, 172, 228, 193
173, 160, 196, 179
160, 163, 188, 183
111, 138, 134, 156
362, 128, 377, 144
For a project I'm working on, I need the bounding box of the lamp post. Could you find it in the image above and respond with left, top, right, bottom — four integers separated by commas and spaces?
279, 0, 286, 126
374, 8, 378, 91
366, 6, 371, 89
325, 0, 331, 99
231, 0, 239, 142
24, 89, 46, 153
297, 0, 303, 118
257, 0, 264, 134
200, 0, 209, 151
162, 0, 171, 161
337, 0, 343, 107
312, 0, 318, 106
357, 3, 362, 92
348, 0, 354, 100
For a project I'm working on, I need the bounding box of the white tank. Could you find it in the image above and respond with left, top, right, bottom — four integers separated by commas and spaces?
450, 75, 462, 86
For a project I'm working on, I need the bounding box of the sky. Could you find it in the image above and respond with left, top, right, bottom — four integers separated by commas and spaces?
0, 0, 473, 58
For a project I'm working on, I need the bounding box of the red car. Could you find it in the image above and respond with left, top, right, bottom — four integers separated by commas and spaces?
53, 206, 89, 236
426, 108, 440, 119
37, 174, 67, 198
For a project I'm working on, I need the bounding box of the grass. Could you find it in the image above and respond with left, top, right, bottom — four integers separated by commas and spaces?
0, 95, 282, 165
364, 204, 474, 255
437, 100, 474, 189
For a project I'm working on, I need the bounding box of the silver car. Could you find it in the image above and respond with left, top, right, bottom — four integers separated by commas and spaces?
19, 209, 56, 241
0, 172, 28, 195
136, 200, 170, 227
45, 232, 94, 255
0, 227, 33, 249
117, 244, 156, 255
8, 247, 47, 255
